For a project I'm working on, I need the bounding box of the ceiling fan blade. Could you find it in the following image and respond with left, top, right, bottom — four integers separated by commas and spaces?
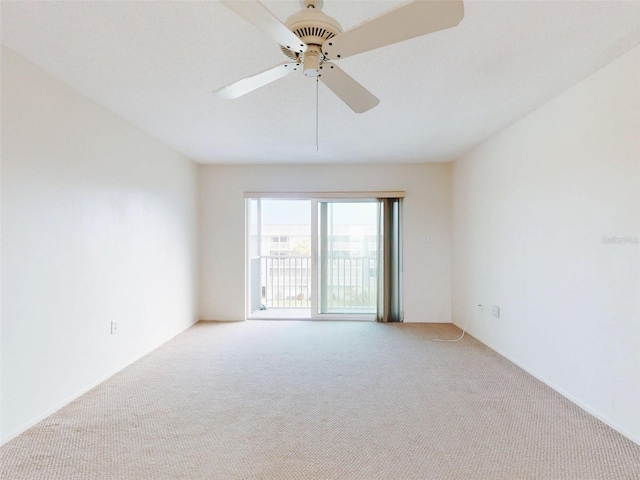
221, 0, 307, 54
319, 63, 379, 114
322, 0, 464, 60
214, 62, 299, 99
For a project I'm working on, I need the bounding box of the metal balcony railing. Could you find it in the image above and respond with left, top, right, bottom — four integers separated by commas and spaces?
323, 256, 377, 312
261, 255, 377, 311
261, 256, 311, 309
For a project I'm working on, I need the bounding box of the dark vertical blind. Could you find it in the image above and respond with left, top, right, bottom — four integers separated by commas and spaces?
377, 198, 403, 323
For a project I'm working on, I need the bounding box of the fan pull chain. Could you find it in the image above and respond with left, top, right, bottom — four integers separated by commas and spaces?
315, 78, 319, 151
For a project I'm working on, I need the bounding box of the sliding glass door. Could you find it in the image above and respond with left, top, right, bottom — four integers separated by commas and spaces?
317, 201, 378, 316
247, 199, 312, 319
246, 196, 401, 321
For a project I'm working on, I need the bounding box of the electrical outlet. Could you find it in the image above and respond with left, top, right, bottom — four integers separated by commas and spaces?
110, 321, 118, 335
492, 305, 500, 318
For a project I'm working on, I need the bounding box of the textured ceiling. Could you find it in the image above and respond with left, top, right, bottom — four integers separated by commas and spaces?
2, 1, 639, 164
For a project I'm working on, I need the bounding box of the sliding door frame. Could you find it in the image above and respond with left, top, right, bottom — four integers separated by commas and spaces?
245, 198, 263, 319
311, 198, 378, 321
244, 191, 405, 321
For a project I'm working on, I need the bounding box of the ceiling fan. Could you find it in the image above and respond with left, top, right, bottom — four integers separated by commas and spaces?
215, 0, 464, 113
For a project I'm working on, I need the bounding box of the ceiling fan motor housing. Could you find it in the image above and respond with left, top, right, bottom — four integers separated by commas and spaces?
280, 3, 343, 70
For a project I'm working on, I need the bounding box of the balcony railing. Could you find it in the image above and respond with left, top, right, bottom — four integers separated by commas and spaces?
323, 256, 376, 312
261, 256, 311, 309
261, 255, 377, 312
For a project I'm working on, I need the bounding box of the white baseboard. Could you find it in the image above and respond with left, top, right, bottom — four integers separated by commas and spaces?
452, 321, 640, 446
1, 321, 197, 446
199, 318, 245, 322
403, 319, 452, 323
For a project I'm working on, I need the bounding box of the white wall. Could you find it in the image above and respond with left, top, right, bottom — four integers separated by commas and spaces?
200, 164, 451, 323
452, 46, 640, 443
1, 47, 200, 442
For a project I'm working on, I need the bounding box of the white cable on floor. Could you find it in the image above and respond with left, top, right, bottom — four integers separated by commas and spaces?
431, 305, 480, 342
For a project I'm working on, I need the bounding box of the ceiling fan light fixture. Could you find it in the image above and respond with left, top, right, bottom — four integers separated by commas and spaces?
303, 46, 321, 77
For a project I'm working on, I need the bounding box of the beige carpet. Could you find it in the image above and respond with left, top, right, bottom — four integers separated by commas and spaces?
2, 321, 639, 479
